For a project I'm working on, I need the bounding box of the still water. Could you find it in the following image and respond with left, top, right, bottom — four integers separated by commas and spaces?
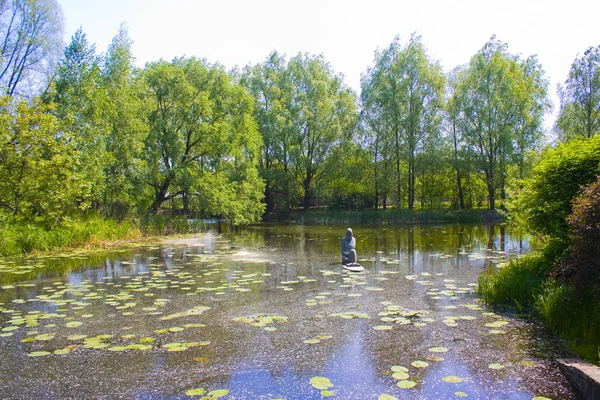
0, 224, 577, 399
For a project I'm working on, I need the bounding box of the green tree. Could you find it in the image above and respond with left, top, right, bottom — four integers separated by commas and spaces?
51, 27, 106, 209
454, 37, 548, 210
556, 46, 600, 141
241, 51, 296, 214
141, 57, 264, 223
360, 35, 445, 210
100, 23, 147, 218
0, 98, 84, 221
286, 53, 358, 211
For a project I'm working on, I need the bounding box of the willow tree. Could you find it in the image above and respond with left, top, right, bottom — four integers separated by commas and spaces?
556, 46, 600, 141
455, 37, 548, 210
142, 57, 264, 223
241, 51, 296, 213
360, 35, 445, 209
286, 53, 358, 211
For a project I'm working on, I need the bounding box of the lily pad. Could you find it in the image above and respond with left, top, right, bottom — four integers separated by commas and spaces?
321, 390, 335, 397
396, 380, 417, 389
185, 388, 206, 396
411, 360, 429, 368
455, 392, 468, 397
373, 325, 392, 331
428, 346, 449, 353
488, 363, 505, 370
310, 376, 333, 390
66, 321, 83, 328
392, 371, 410, 380
378, 395, 398, 400
206, 389, 229, 398
442, 376, 463, 383
28, 351, 51, 357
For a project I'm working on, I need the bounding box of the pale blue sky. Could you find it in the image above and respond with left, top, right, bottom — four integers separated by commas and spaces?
58, 0, 600, 131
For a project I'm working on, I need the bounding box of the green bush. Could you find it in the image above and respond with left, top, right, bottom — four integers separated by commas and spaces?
510, 136, 600, 243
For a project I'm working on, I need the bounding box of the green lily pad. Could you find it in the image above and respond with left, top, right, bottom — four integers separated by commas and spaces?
140, 337, 155, 343
428, 346, 449, 353
108, 346, 128, 352
303, 338, 321, 344
378, 395, 398, 400
28, 351, 51, 357
426, 356, 445, 362
310, 376, 333, 390
206, 389, 229, 398
185, 388, 206, 396
321, 390, 335, 397
66, 321, 83, 328
392, 371, 410, 380
54, 348, 72, 355
455, 392, 468, 397
442, 376, 463, 383
531, 397, 552, 400
411, 360, 429, 368
396, 380, 417, 389
488, 363, 505, 370
391, 365, 409, 373
34, 333, 55, 341
373, 325, 392, 331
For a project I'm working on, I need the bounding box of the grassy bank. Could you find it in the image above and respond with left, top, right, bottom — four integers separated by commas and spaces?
0, 216, 142, 256
478, 254, 600, 364
0, 214, 216, 257
289, 208, 502, 225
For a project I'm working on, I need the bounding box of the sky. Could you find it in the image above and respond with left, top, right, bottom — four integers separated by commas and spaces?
57, 0, 600, 131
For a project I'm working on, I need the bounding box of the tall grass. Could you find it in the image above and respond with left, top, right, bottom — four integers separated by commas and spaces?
535, 282, 600, 363
478, 255, 550, 308
479, 252, 600, 364
292, 208, 500, 225
0, 216, 141, 256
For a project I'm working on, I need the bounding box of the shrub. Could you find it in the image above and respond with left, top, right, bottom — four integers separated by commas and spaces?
554, 176, 600, 295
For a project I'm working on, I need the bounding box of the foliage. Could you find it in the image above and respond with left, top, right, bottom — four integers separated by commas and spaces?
535, 281, 600, 363
141, 57, 264, 221
360, 34, 445, 209
556, 46, 600, 140
0, 0, 64, 98
478, 254, 553, 308
0, 215, 140, 256
454, 37, 549, 211
0, 98, 87, 221
509, 135, 600, 242
554, 176, 600, 293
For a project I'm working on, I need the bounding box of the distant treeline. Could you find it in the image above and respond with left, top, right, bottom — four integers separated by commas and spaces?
1, 0, 599, 226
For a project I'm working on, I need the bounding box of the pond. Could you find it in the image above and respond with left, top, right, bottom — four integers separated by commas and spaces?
0, 224, 577, 399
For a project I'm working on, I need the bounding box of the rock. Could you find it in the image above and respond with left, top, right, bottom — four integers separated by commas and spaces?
558, 358, 600, 400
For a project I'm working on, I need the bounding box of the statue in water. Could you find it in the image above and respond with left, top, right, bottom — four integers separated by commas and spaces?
341, 228, 357, 265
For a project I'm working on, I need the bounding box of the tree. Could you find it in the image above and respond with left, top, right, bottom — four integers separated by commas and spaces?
556, 46, 600, 141
100, 24, 147, 217
141, 57, 264, 223
0, 98, 85, 221
454, 37, 548, 210
360, 35, 445, 210
0, 0, 64, 97
241, 51, 296, 214
286, 53, 358, 211
51, 27, 106, 209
